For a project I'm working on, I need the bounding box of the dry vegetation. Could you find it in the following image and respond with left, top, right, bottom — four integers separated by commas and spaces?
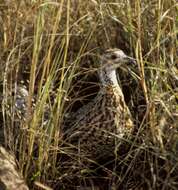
0, 0, 177, 189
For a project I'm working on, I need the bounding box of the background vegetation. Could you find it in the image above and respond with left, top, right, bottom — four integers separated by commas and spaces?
0, 0, 177, 189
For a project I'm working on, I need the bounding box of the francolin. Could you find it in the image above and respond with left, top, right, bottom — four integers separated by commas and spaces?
64, 49, 135, 159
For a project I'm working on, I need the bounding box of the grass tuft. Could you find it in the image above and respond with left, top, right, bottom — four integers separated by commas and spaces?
0, 0, 177, 189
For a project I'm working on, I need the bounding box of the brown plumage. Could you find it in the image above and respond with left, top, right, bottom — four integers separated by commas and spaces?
64, 49, 135, 159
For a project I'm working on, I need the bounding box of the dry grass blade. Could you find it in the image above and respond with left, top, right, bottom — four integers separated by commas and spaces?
0, 0, 177, 189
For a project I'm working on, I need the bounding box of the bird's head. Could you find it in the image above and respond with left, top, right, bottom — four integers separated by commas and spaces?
98, 48, 137, 86
100, 48, 136, 71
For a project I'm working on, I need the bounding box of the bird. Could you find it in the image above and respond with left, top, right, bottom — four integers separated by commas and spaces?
63, 48, 135, 160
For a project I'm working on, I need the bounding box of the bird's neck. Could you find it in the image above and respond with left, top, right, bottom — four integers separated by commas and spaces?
99, 68, 124, 97
99, 69, 124, 98
99, 69, 119, 87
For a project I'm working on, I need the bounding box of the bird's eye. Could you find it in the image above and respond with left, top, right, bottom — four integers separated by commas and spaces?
110, 54, 117, 60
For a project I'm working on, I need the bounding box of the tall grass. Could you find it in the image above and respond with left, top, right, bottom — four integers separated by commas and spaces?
0, 0, 177, 189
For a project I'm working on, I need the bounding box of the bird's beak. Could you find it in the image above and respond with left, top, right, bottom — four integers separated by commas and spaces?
119, 56, 140, 80
123, 56, 136, 65
110, 56, 136, 70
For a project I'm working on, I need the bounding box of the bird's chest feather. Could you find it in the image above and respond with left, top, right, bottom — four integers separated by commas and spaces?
72, 87, 131, 138
66, 85, 133, 158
